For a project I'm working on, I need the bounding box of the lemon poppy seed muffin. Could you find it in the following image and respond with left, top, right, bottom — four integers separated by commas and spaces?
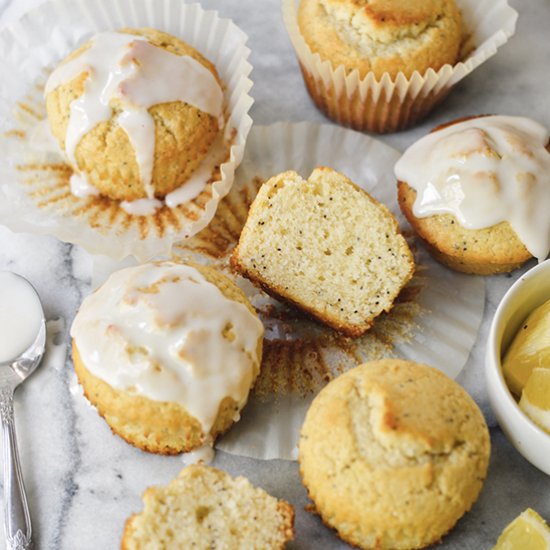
121, 465, 295, 549
395, 116, 550, 274
231, 167, 414, 337
297, 0, 463, 80
46, 28, 223, 201
397, 181, 532, 274
299, 359, 490, 549
70, 261, 263, 455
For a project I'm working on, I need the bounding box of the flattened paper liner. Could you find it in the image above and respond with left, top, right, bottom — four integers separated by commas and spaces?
0, 0, 254, 261
172, 122, 486, 460
282, 0, 517, 133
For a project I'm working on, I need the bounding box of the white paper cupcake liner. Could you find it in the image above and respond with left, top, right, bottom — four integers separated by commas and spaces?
0, 0, 254, 261
282, 0, 518, 133
168, 121, 486, 460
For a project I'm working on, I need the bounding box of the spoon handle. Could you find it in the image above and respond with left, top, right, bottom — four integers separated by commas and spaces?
0, 387, 32, 550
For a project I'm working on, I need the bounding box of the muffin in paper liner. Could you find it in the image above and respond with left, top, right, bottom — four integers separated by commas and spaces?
282, 0, 518, 133
166, 121, 485, 460
0, 0, 254, 261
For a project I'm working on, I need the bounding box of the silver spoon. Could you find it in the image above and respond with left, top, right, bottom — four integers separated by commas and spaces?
0, 274, 46, 550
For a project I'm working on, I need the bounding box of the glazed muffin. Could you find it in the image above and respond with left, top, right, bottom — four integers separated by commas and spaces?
297, 0, 462, 80
45, 28, 224, 202
299, 359, 490, 549
70, 261, 263, 454
395, 116, 550, 274
121, 465, 295, 549
231, 167, 414, 337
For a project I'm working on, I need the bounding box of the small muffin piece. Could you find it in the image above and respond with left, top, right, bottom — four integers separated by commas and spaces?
70, 261, 264, 454
298, 0, 462, 80
231, 167, 414, 337
46, 28, 223, 201
395, 116, 550, 274
299, 359, 491, 549
121, 465, 295, 549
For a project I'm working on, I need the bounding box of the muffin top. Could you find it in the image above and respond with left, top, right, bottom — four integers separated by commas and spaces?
394, 116, 550, 263
299, 359, 490, 549
45, 28, 224, 205
298, 0, 462, 79
70, 261, 263, 433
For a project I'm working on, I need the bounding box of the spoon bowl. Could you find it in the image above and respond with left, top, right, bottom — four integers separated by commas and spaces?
0, 320, 46, 387
0, 272, 46, 550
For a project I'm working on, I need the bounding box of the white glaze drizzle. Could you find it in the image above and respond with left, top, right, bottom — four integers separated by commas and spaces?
70, 173, 100, 198
394, 116, 550, 261
181, 443, 215, 466
0, 272, 43, 363
45, 31, 224, 201
70, 262, 263, 433
120, 197, 163, 216
119, 132, 228, 215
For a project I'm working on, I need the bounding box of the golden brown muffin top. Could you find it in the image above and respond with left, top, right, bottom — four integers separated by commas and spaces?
298, 0, 462, 79
299, 359, 490, 548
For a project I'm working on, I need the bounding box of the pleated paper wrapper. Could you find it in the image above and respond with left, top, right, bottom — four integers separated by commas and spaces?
282, 0, 518, 133
169, 121, 485, 460
0, 0, 254, 261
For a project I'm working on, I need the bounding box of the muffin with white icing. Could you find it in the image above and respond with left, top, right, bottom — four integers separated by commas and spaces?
70, 261, 264, 455
395, 115, 550, 274
45, 28, 224, 206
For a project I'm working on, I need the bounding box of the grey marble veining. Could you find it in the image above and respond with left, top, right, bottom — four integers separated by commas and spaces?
0, 0, 549, 549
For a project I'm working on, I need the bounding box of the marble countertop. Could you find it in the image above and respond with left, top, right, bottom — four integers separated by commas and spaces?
0, 0, 549, 548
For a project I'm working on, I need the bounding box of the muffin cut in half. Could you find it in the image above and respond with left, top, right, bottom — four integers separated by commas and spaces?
231, 167, 414, 337
299, 359, 491, 549
121, 465, 295, 549
70, 261, 264, 455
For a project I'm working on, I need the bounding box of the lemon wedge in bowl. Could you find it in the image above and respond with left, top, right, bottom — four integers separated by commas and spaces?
493, 509, 550, 550
502, 298, 550, 396
519, 368, 550, 434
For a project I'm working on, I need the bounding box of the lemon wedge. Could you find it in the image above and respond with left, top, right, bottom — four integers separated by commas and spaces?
493, 508, 550, 550
502, 298, 550, 396
519, 368, 550, 434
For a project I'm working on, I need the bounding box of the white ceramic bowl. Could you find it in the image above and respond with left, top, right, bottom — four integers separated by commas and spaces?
486, 259, 550, 475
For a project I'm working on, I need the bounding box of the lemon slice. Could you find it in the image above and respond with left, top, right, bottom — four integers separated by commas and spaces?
519, 368, 550, 433
502, 298, 550, 396
493, 508, 550, 550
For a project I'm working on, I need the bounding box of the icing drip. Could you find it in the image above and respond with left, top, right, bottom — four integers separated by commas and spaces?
394, 116, 550, 261
45, 31, 224, 203
70, 262, 263, 433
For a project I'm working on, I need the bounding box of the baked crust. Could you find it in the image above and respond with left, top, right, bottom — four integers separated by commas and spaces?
298, 0, 462, 79
299, 359, 491, 549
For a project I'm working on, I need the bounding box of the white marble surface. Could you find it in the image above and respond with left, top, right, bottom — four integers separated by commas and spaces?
0, 0, 549, 548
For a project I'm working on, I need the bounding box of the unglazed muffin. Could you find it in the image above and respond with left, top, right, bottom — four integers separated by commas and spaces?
231, 167, 414, 337
299, 359, 490, 549
121, 465, 295, 549
45, 28, 224, 202
70, 261, 264, 454
395, 116, 550, 274
284, 0, 470, 132
298, 0, 462, 80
